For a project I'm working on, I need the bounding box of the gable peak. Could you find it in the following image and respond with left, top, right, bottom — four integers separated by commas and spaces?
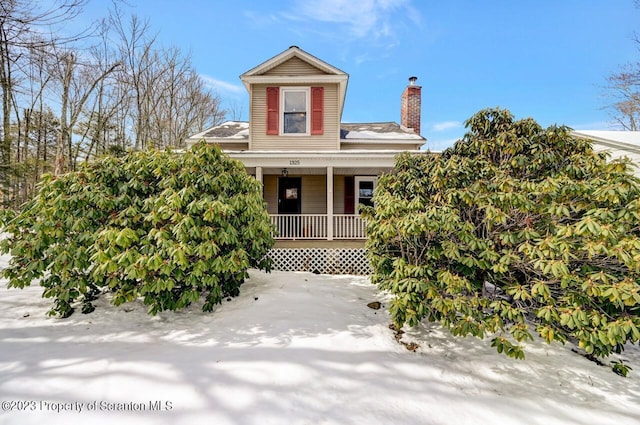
241, 46, 347, 78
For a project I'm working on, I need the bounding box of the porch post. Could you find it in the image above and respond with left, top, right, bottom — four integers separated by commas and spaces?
327, 166, 334, 240
255, 166, 263, 183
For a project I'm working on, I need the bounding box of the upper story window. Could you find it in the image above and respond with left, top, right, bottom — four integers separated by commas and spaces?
282, 88, 309, 135
266, 86, 324, 136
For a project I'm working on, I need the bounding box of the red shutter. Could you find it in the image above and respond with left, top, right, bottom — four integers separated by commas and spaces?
344, 176, 354, 214
311, 86, 324, 135
266, 87, 279, 135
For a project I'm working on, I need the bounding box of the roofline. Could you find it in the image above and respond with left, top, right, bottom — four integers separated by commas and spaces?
184, 139, 424, 149
241, 74, 348, 85
342, 139, 425, 144
342, 121, 408, 125
240, 46, 347, 78
571, 131, 640, 156
187, 121, 249, 140
186, 120, 425, 145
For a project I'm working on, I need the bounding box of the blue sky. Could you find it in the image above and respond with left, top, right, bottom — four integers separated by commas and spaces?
80, 0, 639, 151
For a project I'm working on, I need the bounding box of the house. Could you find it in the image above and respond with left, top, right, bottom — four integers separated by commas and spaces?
186, 46, 426, 274
571, 130, 640, 176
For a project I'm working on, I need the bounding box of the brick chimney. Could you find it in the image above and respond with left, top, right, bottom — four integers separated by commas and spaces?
401, 76, 421, 135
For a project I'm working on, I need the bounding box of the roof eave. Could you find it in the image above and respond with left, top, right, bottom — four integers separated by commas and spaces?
185, 137, 249, 146
240, 46, 347, 78
571, 131, 640, 155
341, 139, 425, 150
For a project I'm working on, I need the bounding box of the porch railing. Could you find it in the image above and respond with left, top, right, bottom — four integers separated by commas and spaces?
333, 214, 366, 239
271, 214, 328, 239
271, 214, 367, 240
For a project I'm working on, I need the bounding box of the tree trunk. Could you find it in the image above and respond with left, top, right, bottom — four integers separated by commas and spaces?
55, 53, 73, 176
0, 26, 14, 205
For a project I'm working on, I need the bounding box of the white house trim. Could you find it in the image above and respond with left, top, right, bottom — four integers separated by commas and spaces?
241, 75, 349, 85
327, 166, 334, 240
241, 46, 347, 79
224, 150, 423, 169
572, 130, 640, 175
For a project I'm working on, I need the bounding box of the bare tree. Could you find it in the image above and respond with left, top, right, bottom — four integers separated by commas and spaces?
109, 8, 158, 150
0, 0, 87, 205
607, 64, 640, 130
11, 41, 56, 203
605, 1, 640, 130
51, 47, 120, 175
226, 99, 246, 122
146, 47, 225, 148
80, 20, 129, 161
0, 1, 226, 205
109, 7, 225, 151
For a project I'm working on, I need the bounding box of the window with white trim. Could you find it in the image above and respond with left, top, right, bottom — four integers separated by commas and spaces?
281, 87, 310, 135
354, 176, 378, 210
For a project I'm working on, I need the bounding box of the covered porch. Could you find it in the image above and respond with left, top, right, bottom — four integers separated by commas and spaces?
259, 166, 375, 241
233, 151, 398, 241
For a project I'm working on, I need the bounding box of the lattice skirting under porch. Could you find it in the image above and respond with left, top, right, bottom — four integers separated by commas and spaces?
267, 248, 372, 275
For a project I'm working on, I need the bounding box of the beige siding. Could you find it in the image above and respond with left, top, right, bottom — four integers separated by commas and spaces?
250, 83, 340, 151
301, 175, 326, 214
263, 175, 278, 214
264, 57, 329, 76
333, 175, 346, 214
263, 174, 327, 214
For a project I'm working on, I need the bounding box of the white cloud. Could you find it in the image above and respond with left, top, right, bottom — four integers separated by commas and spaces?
423, 137, 459, 152
285, 0, 418, 41
432, 121, 463, 132
243, 10, 284, 28
200, 75, 244, 95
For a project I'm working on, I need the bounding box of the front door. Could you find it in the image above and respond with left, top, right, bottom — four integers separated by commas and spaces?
278, 177, 302, 214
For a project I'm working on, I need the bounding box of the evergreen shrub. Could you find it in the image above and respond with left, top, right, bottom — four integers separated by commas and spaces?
364, 108, 640, 360
1, 143, 274, 317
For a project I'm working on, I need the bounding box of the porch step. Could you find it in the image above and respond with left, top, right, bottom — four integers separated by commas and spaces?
267, 248, 371, 276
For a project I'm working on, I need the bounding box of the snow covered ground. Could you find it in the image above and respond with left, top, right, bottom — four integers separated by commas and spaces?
1, 251, 639, 425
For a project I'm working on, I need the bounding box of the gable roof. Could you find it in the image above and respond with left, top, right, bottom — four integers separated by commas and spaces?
241, 45, 347, 78
240, 46, 349, 120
